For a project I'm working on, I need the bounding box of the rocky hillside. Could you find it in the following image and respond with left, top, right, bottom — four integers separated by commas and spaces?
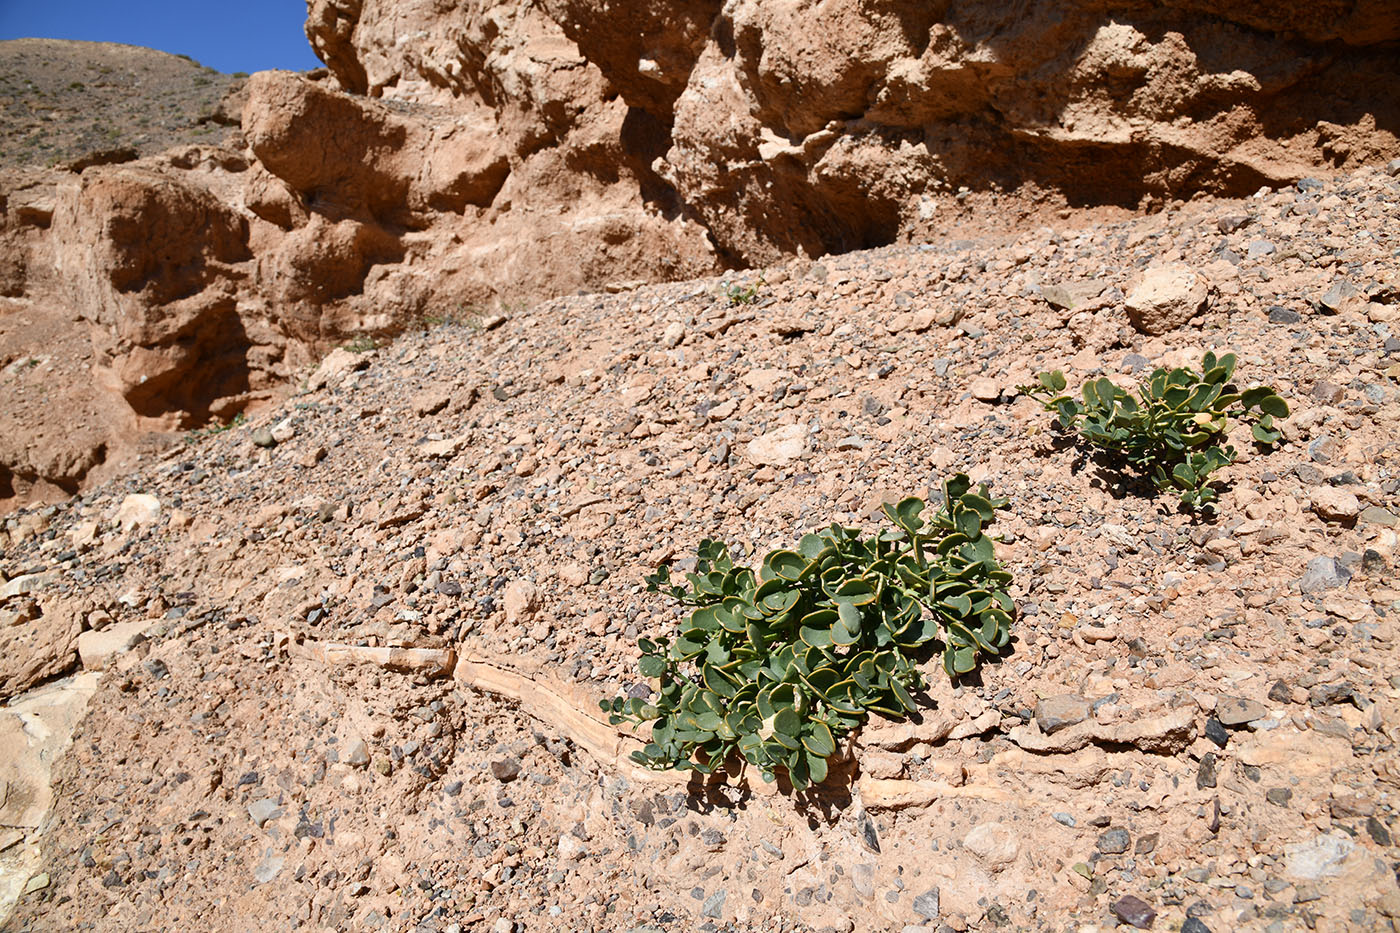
2, 164, 1398, 932
2, 3, 1399, 512
0, 39, 244, 170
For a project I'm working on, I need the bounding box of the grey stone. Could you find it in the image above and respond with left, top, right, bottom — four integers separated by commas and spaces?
1294, 463, 1324, 485
701, 889, 727, 919
1267, 306, 1301, 325
1267, 680, 1292, 703
1112, 894, 1157, 929
1298, 556, 1350, 594
1309, 434, 1340, 463
491, 757, 521, 782
912, 886, 940, 920
1359, 506, 1398, 528
253, 854, 285, 884
1052, 812, 1076, 827
1365, 816, 1391, 847
1247, 240, 1276, 259
1204, 718, 1229, 748
700, 828, 727, 849
858, 811, 881, 853
1216, 696, 1266, 726
1035, 694, 1092, 734
1308, 683, 1359, 708
1320, 279, 1363, 312
1197, 752, 1218, 789
1181, 918, 1212, 933
1097, 828, 1131, 854
248, 798, 280, 825
1311, 381, 1345, 404
251, 427, 277, 449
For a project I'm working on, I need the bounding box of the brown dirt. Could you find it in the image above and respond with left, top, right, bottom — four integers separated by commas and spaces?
2, 164, 1398, 932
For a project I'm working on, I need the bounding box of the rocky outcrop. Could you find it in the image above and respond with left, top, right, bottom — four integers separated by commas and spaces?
295, 0, 1400, 266
242, 71, 510, 223
53, 164, 255, 419
2, 5, 1398, 507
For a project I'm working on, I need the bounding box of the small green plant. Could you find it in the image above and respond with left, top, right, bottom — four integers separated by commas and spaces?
420, 304, 476, 329
603, 474, 1015, 790
187, 411, 246, 442
1021, 352, 1288, 512
342, 335, 378, 353
721, 277, 764, 307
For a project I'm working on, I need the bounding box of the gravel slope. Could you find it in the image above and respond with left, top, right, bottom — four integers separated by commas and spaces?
2, 164, 1399, 932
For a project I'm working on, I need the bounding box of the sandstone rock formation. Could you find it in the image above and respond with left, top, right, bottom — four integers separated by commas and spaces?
309, 0, 1400, 264
2, 5, 1399, 508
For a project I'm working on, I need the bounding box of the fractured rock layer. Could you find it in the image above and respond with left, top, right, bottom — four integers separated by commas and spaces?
2, 3, 1398, 506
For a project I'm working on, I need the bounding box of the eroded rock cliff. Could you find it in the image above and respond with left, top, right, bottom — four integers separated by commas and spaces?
306, 0, 1400, 263
1, 3, 1397, 507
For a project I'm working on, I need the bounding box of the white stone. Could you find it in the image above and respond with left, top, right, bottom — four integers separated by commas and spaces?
971, 378, 1001, 402
115, 494, 160, 532
1125, 264, 1212, 335
1309, 487, 1360, 524
76, 619, 155, 670
745, 424, 810, 466
307, 347, 367, 390
557, 833, 587, 860
504, 580, 540, 626
963, 821, 1020, 872
1, 573, 53, 600
1284, 832, 1354, 880
660, 321, 686, 348
270, 417, 297, 443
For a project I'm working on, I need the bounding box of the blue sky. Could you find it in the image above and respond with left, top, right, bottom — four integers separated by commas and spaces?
0, 0, 321, 74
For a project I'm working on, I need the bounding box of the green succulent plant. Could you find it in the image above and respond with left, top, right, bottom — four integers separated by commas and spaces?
722, 278, 764, 307
602, 474, 1015, 790
1021, 352, 1288, 512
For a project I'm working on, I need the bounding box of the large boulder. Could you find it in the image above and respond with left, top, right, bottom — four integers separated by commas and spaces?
51, 166, 254, 422
241, 71, 509, 224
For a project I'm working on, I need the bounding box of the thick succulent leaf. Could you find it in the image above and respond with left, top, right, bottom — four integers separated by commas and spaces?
703, 665, 737, 698
763, 550, 807, 582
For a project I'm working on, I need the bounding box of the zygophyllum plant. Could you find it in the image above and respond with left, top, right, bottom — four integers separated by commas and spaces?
602, 474, 1014, 790
1021, 352, 1288, 512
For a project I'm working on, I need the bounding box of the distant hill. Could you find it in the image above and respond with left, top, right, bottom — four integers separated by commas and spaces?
0, 38, 250, 169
